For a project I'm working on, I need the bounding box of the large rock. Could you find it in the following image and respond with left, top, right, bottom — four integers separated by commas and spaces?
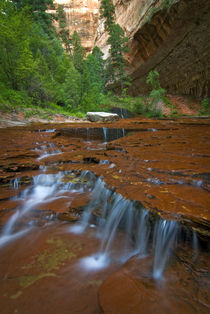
86, 112, 119, 122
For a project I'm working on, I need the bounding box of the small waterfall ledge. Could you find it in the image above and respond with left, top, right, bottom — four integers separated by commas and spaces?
3, 169, 202, 280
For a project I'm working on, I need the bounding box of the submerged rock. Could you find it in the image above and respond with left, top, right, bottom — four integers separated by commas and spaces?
86, 112, 119, 122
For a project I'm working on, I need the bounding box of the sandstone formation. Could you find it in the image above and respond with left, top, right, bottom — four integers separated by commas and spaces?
50, 0, 210, 98
51, 0, 99, 53
95, 0, 210, 99
0, 119, 209, 313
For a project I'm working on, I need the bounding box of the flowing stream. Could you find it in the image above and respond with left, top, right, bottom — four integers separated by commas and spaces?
0, 125, 208, 314
1, 137, 179, 280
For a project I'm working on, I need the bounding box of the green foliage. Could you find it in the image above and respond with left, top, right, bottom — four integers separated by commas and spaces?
1, 0, 165, 119
199, 98, 210, 115
61, 63, 81, 111
85, 50, 105, 93
107, 24, 130, 92
71, 31, 85, 74
146, 70, 169, 116
100, 0, 130, 94
56, 5, 71, 52
0, 3, 35, 90
100, 0, 115, 32
201, 98, 209, 110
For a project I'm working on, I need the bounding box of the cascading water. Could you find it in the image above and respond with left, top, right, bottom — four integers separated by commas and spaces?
72, 176, 179, 278
0, 170, 95, 248
0, 138, 192, 281
103, 127, 107, 142
152, 219, 178, 279
37, 143, 61, 160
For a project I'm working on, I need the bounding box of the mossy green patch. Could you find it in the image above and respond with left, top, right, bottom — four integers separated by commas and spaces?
10, 290, 22, 299
19, 273, 57, 288
19, 236, 81, 289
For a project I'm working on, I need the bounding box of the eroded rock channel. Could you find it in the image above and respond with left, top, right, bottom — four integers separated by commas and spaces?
0, 117, 209, 313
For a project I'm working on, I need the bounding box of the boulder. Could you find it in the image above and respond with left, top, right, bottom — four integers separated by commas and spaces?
86, 112, 119, 122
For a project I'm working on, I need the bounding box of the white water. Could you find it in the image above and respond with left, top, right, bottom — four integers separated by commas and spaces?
0, 170, 95, 248
2, 135, 181, 280
152, 220, 177, 279
37, 143, 61, 160
69, 175, 180, 278
79, 253, 109, 271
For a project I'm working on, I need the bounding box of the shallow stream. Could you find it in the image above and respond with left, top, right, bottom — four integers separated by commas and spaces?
0, 120, 209, 313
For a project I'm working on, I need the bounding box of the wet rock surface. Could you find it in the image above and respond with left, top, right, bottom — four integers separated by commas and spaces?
0, 117, 209, 313
99, 250, 210, 314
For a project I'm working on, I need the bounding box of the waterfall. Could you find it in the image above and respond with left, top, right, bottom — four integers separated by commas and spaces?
103, 127, 107, 142
72, 176, 180, 278
0, 171, 95, 248
193, 230, 199, 260
4, 168, 183, 279
134, 209, 150, 256
152, 220, 178, 279
37, 143, 61, 160
11, 177, 20, 189
70, 177, 112, 234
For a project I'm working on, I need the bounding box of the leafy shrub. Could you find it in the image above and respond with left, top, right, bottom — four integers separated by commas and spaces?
146, 70, 168, 116
199, 98, 210, 115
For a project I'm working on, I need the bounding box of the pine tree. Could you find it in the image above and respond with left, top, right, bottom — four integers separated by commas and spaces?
100, 0, 115, 32
71, 31, 85, 74
14, 0, 55, 34
108, 24, 130, 93
0, 2, 34, 90
57, 5, 71, 53
100, 0, 130, 94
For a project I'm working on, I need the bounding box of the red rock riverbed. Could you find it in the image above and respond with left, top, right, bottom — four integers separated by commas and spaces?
0, 117, 209, 313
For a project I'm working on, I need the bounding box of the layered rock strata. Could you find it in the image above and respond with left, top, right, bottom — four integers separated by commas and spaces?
96, 0, 210, 99
51, 0, 99, 53
51, 0, 210, 98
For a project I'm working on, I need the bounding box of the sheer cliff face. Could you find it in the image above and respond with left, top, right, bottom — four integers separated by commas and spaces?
124, 0, 210, 99
96, 0, 210, 99
53, 0, 99, 53
95, 0, 155, 59
53, 0, 210, 99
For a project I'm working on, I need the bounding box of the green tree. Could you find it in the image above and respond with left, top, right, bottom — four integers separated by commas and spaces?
108, 24, 130, 93
0, 3, 34, 90
14, 0, 55, 34
146, 69, 166, 116
57, 5, 71, 52
71, 31, 85, 74
100, 0, 130, 94
100, 0, 115, 32
85, 48, 105, 93
62, 62, 81, 110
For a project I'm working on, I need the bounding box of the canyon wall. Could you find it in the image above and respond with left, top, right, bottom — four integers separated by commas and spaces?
52, 0, 210, 99
52, 0, 99, 53
96, 0, 210, 99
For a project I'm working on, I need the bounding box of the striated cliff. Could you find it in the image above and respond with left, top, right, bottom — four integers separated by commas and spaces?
52, 0, 210, 99
51, 0, 99, 53
96, 0, 210, 99
126, 0, 210, 99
